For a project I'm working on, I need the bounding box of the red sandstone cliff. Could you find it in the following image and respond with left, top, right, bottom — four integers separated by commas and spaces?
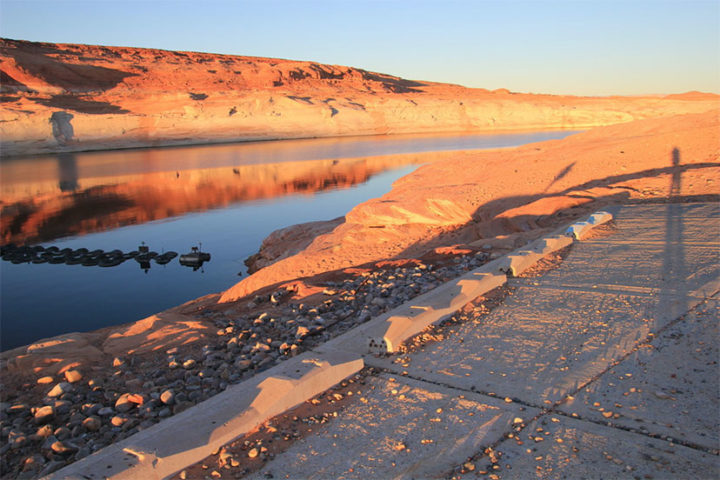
2, 38, 718, 156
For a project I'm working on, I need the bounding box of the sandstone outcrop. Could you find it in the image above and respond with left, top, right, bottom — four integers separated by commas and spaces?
2, 38, 718, 156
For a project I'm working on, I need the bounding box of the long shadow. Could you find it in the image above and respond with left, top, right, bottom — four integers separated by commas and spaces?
397, 158, 719, 256
218, 152, 718, 302
658, 147, 687, 320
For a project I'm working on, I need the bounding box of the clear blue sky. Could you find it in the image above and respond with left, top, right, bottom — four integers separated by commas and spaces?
1, 0, 718, 96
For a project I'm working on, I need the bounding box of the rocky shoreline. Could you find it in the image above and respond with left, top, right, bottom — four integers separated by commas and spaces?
0, 244, 500, 478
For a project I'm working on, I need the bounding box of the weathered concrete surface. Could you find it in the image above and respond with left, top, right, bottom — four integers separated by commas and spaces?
251, 374, 541, 480
559, 298, 719, 451
252, 203, 719, 479
368, 204, 719, 407
319, 225, 583, 356
489, 412, 718, 479
47, 351, 363, 480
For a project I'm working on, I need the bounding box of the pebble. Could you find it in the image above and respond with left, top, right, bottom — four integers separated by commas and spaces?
35, 424, 53, 438
82, 416, 102, 431
8, 430, 27, 449
50, 440, 77, 455
64, 370, 83, 383
111, 416, 129, 427
47, 382, 73, 398
295, 326, 310, 339
97, 407, 114, 416
160, 389, 175, 405
54, 426, 70, 440
654, 390, 672, 400
0, 252, 487, 477
115, 394, 136, 413
33, 405, 54, 424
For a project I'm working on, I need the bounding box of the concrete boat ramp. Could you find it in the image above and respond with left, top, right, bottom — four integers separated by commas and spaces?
49, 203, 719, 479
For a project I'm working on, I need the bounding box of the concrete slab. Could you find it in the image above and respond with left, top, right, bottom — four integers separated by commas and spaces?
482, 412, 719, 479
372, 286, 679, 406
251, 374, 541, 480
47, 351, 363, 480
368, 204, 718, 407
316, 271, 506, 356
603, 203, 719, 245
533, 242, 719, 298
558, 297, 719, 452
254, 204, 719, 479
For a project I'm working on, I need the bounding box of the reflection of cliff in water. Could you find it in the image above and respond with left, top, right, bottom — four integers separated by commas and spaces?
1, 153, 426, 245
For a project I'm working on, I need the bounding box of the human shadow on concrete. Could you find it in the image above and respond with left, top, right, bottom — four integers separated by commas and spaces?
397, 156, 719, 257
658, 147, 688, 319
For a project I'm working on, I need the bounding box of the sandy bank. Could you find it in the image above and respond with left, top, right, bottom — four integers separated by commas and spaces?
221, 109, 720, 302
1, 38, 718, 156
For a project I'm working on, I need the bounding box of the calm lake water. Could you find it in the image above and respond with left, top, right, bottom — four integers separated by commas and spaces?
0, 130, 576, 350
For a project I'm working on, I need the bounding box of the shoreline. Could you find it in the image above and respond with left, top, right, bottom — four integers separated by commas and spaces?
0, 110, 718, 477
0, 125, 582, 161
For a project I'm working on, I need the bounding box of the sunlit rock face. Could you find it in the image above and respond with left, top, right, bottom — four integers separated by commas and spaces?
1, 38, 718, 156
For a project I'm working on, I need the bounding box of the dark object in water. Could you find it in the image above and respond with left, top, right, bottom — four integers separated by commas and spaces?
82, 257, 99, 267
65, 250, 87, 265
134, 243, 161, 272
0, 244, 17, 256
154, 251, 178, 265
98, 251, 125, 267
179, 246, 211, 271
0, 243, 180, 271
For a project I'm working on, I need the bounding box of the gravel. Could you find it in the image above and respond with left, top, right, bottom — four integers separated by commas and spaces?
0, 250, 489, 477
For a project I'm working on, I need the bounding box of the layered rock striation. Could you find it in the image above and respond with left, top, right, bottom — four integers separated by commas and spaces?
2, 38, 718, 156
